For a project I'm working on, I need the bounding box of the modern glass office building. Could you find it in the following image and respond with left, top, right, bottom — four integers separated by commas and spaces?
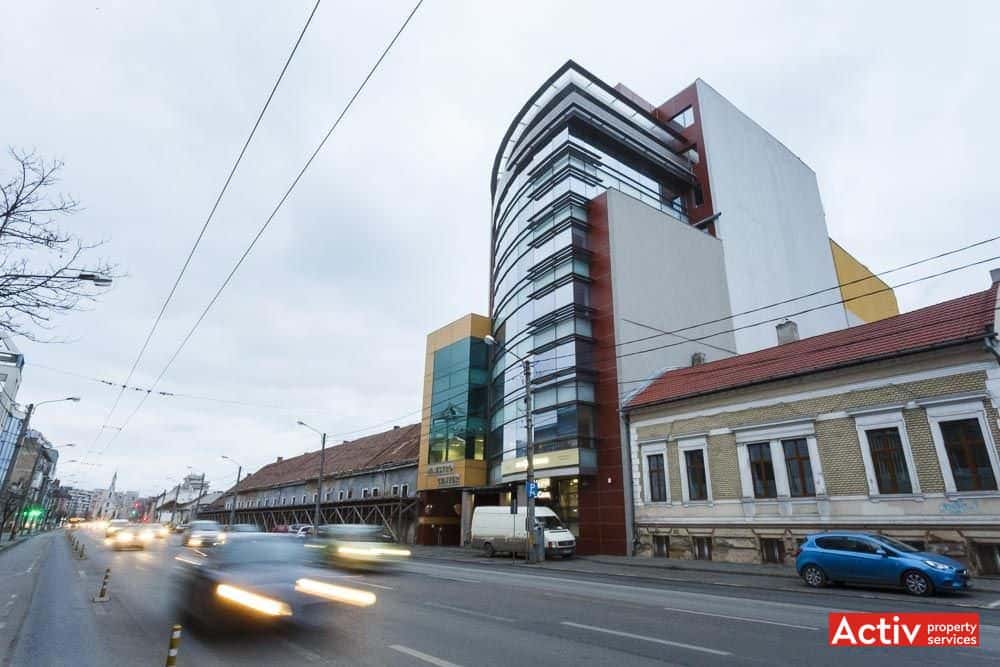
486, 61, 885, 554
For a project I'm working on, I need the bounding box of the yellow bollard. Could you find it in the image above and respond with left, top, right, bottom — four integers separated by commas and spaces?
165, 624, 181, 666
92, 568, 111, 602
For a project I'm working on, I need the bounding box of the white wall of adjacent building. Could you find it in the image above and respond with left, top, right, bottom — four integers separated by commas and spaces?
606, 188, 736, 403
695, 79, 849, 353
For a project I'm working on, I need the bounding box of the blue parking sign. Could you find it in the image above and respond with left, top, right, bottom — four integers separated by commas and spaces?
527, 481, 538, 498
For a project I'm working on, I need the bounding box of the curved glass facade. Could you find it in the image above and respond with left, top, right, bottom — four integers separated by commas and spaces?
488, 64, 695, 482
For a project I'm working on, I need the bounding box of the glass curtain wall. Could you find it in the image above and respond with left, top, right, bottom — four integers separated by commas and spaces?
489, 74, 689, 481
428, 338, 488, 464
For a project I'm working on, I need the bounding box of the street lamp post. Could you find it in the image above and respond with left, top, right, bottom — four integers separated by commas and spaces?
297, 421, 326, 530
221, 455, 243, 527
484, 335, 543, 563
3, 397, 80, 539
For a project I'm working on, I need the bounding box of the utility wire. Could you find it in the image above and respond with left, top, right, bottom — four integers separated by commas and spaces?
97, 0, 425, 456
92, 0, 323, 445
613, 233, 1000, 350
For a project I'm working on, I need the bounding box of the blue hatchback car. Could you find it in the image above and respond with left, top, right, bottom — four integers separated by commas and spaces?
795, 532, 970, 596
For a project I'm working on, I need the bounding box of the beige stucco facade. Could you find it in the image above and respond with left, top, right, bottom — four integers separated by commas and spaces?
627, 345, 1000, 573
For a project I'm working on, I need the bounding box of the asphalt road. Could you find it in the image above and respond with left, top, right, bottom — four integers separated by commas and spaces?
1, 529, 998, 666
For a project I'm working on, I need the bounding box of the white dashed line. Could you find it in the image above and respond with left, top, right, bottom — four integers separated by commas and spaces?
390, 645, 463, 667
560, 621, 731, 656
424, 601, 514, 623
987, 599, 1000, 609
662, 606, 820, 630
354, 580, 394, 591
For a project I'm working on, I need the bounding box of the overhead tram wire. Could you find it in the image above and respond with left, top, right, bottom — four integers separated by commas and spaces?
610, 232, 1000, 350
68, 247, 998, 454
487, 233, 1000, 381
95, 0, 426, 457
90, 0, 324, 446
493, 250, 1000, 381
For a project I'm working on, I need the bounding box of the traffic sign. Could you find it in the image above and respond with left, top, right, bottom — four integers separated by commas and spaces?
527, 481, 538, 499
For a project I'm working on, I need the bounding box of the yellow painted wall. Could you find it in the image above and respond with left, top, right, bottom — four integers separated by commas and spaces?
830, 239, 899, 323
417, 314, 491, 491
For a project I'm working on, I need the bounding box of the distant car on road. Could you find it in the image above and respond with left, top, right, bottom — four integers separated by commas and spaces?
222, 524, 260, 533
145, 523, 169, 539
293, 526, 314, 538
172, 533, 376, 629
109, 523, 148, 550
796, 532, 970, 596
309, 524, 410, 571
172, 523, 188, 534
105, 519, 129, 538
184, 520, 222, 548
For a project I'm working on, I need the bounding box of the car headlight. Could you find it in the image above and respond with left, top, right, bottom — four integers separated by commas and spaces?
116, 532, 133, 542
923, 560, 952, 571
139, 531, 154, 542
187, 537, 202, 547
216, 584, 292, 617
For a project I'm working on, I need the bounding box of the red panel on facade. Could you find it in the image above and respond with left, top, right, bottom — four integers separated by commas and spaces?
577, 192, 628, 556
654, 83, 716, 232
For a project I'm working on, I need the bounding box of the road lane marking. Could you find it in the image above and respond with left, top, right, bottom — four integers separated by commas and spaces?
390, 645, 463, 667
662, 606, 819, 630
560, 621, 731, 656
78, 570, 86, 579
354, 580, 395, 591
988, 599, 1000, 609
426, 574, 482, 584
424, 601, 514, 623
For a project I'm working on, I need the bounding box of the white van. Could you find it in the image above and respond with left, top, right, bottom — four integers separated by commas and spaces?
470, 506, 576, 558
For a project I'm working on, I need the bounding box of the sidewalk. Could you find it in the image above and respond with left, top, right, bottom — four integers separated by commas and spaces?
410, 544, 1000, 594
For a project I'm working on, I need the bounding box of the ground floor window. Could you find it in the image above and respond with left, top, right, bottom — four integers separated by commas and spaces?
974, 543, 1000, 575
760, 538, 785, 564
692, 536, 712, 560
653, 534, 670, 558
940, 418, 998, 491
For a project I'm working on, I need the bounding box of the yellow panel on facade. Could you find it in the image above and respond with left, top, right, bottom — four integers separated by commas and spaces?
830, 239, 899, 324
417, 313, 490, 491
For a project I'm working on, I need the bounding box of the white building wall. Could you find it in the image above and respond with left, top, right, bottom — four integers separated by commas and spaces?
606, 189, 736, 399
695, 80, 849, 353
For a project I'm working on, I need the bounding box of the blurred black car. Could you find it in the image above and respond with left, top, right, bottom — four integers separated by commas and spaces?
172, 533, 377, 629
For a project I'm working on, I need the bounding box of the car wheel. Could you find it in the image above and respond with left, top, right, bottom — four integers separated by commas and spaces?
801, 564, 827, 588
902, 570, 934, 596
483, 542, 495, 558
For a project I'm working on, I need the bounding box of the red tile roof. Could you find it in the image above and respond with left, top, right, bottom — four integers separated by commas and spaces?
626, 284, 998, 410
231, 423, 420, 493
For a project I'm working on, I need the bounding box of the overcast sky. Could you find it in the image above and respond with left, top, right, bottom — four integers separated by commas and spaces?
2, 1, 998, 496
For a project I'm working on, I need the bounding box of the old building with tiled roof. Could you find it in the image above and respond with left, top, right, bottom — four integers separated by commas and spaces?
202, 424, 421, 541
623, 274, 1000, 574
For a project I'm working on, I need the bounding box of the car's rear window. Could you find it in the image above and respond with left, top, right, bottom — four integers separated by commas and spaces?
815, 536, 845, 550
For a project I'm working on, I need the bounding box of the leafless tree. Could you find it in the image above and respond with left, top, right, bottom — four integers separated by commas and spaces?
0, 148, 115, 341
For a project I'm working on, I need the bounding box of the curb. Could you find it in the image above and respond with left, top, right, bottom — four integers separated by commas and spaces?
411, 553, 1000, 609
577, 556, 798, 580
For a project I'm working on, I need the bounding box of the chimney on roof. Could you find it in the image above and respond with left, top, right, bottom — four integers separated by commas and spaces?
691, 352, 706, 366
991, 267, 1000, 284
776, 320, 799, 345
276, 456, 283, 463
393, 425, 400, 430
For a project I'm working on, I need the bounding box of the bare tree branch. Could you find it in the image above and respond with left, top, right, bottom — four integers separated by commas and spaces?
0, 148, 117, 341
